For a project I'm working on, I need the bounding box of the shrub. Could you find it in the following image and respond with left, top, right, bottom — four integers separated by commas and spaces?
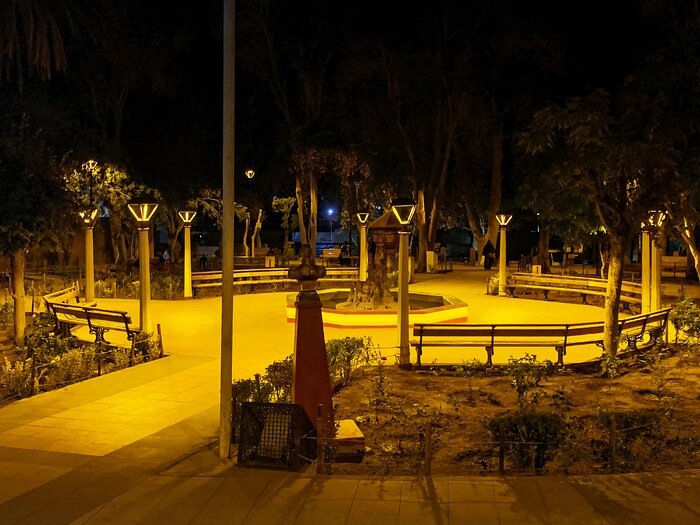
506, 354, 555, 410
0, 357, 37, 398
671, 298, 700, 344
488, 411, 564, 471
265, 355, 293, 402
0, 299, 13, 327
43, 348, 97, 389
326, 336, 374, 387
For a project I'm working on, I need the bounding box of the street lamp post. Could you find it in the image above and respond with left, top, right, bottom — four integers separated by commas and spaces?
327, 208, 335, 244
79, 208, 99, 302
128, 203, 158, 333
356, 212, 369, 281
178, 211, 197, 299
496, 213, 513, 297
648, 210, 666, 311
392, 198, 416, 368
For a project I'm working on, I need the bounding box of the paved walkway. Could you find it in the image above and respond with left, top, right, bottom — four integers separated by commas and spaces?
1, 266, 698, 524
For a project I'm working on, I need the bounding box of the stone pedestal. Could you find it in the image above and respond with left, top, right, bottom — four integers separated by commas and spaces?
289, 245, 334, 429
292, 290, 334, 427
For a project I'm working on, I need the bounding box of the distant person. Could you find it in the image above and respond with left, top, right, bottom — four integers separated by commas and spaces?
338, 242, 350, 266
482, 240, 495, 270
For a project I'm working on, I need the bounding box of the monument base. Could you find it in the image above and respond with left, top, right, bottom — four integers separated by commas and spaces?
332, 419, 366, 463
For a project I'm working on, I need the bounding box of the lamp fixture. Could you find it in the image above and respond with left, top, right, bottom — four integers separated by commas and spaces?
356, 212, 369, 224
128, 203, 158, 223
495, 213, 513, 227
178, 210, 197, 224
79, 208, 99, 226
391, 197, 416, 225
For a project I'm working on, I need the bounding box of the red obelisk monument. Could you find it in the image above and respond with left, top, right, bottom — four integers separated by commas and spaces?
288, 245, 334, 430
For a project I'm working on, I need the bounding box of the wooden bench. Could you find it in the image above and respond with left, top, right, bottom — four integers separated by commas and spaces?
42, 281, 96, 312
504, 272, 642, 310
192, 269, 296, 294
319, 268, 359, 285
411, 308, 671, 367
47, 303, 139, 347
661, 255, 687, 277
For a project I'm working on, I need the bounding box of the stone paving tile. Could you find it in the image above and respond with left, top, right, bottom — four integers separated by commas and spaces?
240, 505, 303, 525
400, 479, 449, 503
189, 504, 248, 525
447, 481, 496, 502
306, 477, 359, 500
354, 479, 404, 501
345, 499, 401, 525
397, 500, 449, 525
77, 475, 177, 524
294, 498, 353, 525
448, 502, 499, 525
494, 502, 549, 524
206, 475, 274, 508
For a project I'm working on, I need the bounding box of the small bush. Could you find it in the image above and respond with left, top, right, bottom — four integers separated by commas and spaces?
265, 355, 293, 402
326, 336, 374, 387
0, 357, 37, 398
506, 354, 555, 410
488, 411, 564, 471
0, 299, 13, 327
671, 298, 700, 344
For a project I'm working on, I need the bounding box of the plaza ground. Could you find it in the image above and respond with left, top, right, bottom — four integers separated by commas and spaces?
0, 265, 698, 523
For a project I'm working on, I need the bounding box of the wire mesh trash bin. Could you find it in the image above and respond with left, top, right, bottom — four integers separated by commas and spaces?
237, 402, 317, 471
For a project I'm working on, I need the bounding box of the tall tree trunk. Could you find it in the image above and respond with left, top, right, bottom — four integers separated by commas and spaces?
602, 239, 625, 356
243, 214, 250, 256
251, 209, 263, 251
309, 175, 318, 258
538, 230, 551, 273
295, 174, 308, 246
10, 251, 26, 346
416, 189, 427, 272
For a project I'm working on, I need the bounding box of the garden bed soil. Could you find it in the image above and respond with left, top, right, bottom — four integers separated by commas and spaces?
331, 350, 700, 476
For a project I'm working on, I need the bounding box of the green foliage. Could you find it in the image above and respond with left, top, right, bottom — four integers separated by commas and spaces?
596, 408, 666, 472
671, 298, 700, 344
0, 357, 37, 398
506, 354, 555, 410
150, 273, 183, 300
42, 348, 97, 389
488, 411, 564, 471
487, 275, 499, 295
455, 359, 482, 404
265, 355, 293, 402
0, 115, 70, 257
0, 299, 12, 327
326, 336, 374, 387
549, 384, 573, 415
599, 349, 621, 386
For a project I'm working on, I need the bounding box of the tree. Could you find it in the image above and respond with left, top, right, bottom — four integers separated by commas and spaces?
0, 0, 70, 93
0, 116, 69, 344
520, 89, 670, 355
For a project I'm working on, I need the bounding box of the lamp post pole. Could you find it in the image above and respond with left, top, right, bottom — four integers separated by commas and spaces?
647, 210, 666, 312
128, 204, 158, 333
392, 198, 416, 368
496, 213, 513, 297
356, 213, 369, 281
641, 227, 651, 314
80, 209, 98, 303
179, 211, 197, 299
220, 0, 235, 459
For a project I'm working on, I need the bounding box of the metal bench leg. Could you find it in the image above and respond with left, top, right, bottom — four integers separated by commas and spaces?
485, 346, 494, 367
555, 345, 566, 367
581, 293, 589, 305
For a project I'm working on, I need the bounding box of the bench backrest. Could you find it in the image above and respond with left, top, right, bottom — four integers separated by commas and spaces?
413, 308, 670, 340
51, 303, 132, 324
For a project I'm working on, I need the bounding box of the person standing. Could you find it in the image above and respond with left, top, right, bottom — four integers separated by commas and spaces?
482, 240, 496, 270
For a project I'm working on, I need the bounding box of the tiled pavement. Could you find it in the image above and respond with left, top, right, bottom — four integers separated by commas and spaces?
1, 266, 698, 524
